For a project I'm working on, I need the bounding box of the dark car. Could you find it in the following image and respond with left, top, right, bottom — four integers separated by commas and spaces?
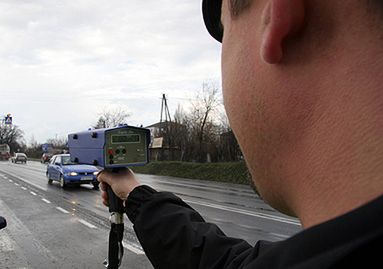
46, 154, 100, 189
41, 153, 53, 163
11, 153, 28, 164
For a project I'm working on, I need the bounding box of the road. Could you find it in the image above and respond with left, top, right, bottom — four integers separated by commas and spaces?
0, 160, 301, 268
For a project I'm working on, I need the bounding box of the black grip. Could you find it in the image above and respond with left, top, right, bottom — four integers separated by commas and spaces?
108, 223, 124, 269
105, 169, 125, 268
107, 186, 124, 213
105, 168, 125, 213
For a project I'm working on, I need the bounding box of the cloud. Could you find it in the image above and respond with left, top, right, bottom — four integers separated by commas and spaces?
0, 0, 222, 144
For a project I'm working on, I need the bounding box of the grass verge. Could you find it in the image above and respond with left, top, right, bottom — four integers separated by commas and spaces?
130, 161, 251, 185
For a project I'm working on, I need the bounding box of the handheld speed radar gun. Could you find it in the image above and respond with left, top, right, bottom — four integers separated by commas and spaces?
68, 125, 150, 168
68, 125, 150, 269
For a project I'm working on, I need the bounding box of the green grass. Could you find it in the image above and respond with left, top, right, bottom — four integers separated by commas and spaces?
130, 161, 251, 185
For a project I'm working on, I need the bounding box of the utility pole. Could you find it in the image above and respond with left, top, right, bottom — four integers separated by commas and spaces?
160, 94, 172, 123
159, 94, 172, 150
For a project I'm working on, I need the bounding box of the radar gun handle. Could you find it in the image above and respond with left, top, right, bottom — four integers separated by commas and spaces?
105, 171, 125, 269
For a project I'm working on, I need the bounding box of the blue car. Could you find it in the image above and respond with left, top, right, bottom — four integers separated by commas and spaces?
46, 154, 100, 189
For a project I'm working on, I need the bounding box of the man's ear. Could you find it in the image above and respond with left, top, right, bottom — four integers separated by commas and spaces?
260, 0, 305, 64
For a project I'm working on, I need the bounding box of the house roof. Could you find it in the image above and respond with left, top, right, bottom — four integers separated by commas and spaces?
145, 121, 183, 129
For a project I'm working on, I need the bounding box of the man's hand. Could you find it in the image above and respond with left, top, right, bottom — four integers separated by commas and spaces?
97, 168, 140, 207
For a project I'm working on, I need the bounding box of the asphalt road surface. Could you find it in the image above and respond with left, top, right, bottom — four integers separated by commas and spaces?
0, 160, 301, 268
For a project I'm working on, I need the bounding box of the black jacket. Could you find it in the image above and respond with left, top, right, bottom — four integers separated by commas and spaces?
125, 185, 383, 269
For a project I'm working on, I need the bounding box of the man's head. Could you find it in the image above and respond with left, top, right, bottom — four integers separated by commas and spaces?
204, 0, 383, 42
203, 0, 383, 222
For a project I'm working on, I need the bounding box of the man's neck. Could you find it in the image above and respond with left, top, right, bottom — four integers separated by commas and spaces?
288, 44, 383, 228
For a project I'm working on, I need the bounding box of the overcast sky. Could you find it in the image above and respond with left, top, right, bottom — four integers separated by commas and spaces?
0, 0, 222, 144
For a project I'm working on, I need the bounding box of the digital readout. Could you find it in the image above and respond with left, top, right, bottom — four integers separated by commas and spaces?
111, 134, 140, 143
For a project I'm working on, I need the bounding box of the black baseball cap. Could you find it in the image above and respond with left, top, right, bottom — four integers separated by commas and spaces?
202, 0, 223, 42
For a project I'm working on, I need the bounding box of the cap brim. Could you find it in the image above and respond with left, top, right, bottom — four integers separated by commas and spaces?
202, 0, 223, 43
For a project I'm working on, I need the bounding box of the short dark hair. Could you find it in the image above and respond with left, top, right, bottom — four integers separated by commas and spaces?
369, 0, 383, 9
229, 0, 253, 17
370, 0, 383, 15
365, 0, 383, 30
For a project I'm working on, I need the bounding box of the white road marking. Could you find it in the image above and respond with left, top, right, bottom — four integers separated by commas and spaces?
9, 174, 46, 192
184, 199, 301, 226
78, 219, 97, 229
56, 207, 69, 214
270, 232, 290, 239
0, 199, 57, 263
8, 179, 13, 182
21, 186, 27, 190
0, 165, 299, 227
123, 241, 145, 255
14, 183, 19, 186
41, 198, 51, 204
30, 191, 37, 196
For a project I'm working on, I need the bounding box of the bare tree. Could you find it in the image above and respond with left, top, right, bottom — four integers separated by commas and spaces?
189, 81, 221, 162
46, 137, 68, 149
94, 107, 131, 129
26, 135, 42, 159
156, 84, 242, 163
29, 135, 39, 149
171, 105, 189, 161
0, 125, 24, 153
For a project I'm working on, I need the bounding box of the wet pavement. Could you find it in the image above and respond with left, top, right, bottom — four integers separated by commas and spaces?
0, 161, 301, 268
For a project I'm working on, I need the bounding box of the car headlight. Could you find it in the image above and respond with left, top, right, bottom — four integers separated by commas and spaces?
69, 172, 78, 176
93, 171, 99, 176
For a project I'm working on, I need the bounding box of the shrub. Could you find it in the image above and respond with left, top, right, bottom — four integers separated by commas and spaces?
130, 161, 251, 185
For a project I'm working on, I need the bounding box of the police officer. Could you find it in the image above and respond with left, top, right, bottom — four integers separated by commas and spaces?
98, 0, 383, 268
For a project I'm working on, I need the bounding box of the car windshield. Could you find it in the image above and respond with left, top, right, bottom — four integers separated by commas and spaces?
61, 156, 75, 165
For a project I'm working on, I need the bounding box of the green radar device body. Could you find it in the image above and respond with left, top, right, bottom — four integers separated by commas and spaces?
68, 125, 150, 168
